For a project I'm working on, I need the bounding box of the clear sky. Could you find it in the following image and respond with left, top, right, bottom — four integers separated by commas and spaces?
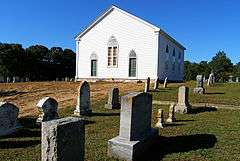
1, 0, 239, 63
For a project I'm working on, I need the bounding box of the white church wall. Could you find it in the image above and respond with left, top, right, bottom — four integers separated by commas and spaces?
76, 8, 158, 80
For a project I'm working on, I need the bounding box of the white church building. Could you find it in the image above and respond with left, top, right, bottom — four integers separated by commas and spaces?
75, 5, 186, 82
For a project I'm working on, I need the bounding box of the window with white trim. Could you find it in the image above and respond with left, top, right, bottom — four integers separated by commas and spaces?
107, 36, 118, 67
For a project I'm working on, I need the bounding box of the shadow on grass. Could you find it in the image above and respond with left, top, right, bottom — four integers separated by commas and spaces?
175, 119, 194, 122
0, 140, 40, 149
189, 106, 217, 114
139, 134, 217, 161
18, 117, 38, 129
205, 92, 225, 95
164, 123, 185, 127
90, 112, 120, 117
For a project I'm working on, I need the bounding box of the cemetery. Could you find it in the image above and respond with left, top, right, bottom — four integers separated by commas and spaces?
0, 80, 240, 160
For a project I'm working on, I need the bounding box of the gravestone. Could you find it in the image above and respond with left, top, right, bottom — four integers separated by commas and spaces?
166, 103, 176, 123
228, 75, 233, 83
236, 77, 239, 83
155, 109, 164, 128
25, 77, 29, 82
36, 97, 59, 124
12, 77, 16, 83
144, 77, 150, 92
154, 77, 159, 90
175, 86, 191, 114
163, 77, 168, 88
207, 73, 214, 86
193, 75, 205, 94
6, 77, 10, 83
108, 92, 158, 161
0, 102, 21, 136
105, 88, 120, 109
42, 117, 85, 161
74, 81, 92, 116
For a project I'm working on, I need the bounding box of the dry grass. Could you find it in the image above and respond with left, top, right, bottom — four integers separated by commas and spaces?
0, 81, 144, 117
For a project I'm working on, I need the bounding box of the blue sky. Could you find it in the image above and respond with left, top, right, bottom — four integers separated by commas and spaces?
0, 0, 239, 63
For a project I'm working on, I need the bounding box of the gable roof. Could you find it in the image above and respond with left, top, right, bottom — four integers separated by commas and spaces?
75, 5, 186, 50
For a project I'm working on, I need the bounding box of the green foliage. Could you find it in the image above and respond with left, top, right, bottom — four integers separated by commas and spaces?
0, 43, 76, 81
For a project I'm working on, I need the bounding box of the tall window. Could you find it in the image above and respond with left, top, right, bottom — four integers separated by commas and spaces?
165, 61, 169, 71
178, 52, 181, 59
107, 36, 118, 67
172, 62, 175, 71
166, 45, 169, 53
129, 50, 137, 77
90, 53, 97, 76
173, 48, 176, 57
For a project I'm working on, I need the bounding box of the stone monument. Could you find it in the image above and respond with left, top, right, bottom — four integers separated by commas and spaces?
193, 75, 205, 94
74, 81, 92, 116
105, 88, 120, 109
144, 77, 150, 92
42, 117, 85, 161
155, 109, 164, 128
175, 86, 191, 114
108, 92, 158, 161
166, 103, 176, 123
154, 77, 159, 90
36, 97, 59, 124
163, 77, 168, 88
0, 102, 21, 136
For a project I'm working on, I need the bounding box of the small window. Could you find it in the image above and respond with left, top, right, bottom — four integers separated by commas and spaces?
91, 60, 97, 76
173, 48, 175, 57
178, 52, 181, 59
166, 45, 169, 53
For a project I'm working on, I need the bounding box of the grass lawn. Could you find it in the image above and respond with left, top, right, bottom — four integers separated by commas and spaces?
0, 82, 240, 160
153, 81, 240, 106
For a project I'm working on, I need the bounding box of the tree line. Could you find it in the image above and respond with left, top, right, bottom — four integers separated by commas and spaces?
184, 51, 240, 82
0, 43, 76, 81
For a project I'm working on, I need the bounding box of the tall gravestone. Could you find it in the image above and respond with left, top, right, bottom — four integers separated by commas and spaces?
228, 75, 233, 83
193, 75, 205, 94
175, 86, 191, 114
144, 77, 150, 92
6, 77, 10, 83
74, 81, 92, 116
42, 117, 85, 161
236, 77, 239, 83
154, 77, 159, 90
0, 102, 21, 136
207, 73, 214, 86
163, 77, 168, 88
105, 88, 120, 109
36, 97, 59, 124
108, 92, 158, 161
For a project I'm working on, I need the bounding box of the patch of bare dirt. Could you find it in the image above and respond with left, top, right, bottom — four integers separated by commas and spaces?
0, 81, 144, 117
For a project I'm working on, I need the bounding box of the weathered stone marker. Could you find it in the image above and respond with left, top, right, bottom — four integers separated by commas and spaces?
36, 97, 59, 124
228, 75, 233, 83
0, 102, 21, 136
236, 77, 239, 83
6, 77, 10, 83
42, 117, 85, 161
105, 88, 120, 109
144, 77, 150, 92
154, 77, 159, 90
193, 75, 205, 94
155, 109, 164, 128
175, 86, 191, 114
163, 77, 168, 88
74, 81, 92, 116
108, 92, 158, 161
166, 103, 176, 123
207, 73, 214, 86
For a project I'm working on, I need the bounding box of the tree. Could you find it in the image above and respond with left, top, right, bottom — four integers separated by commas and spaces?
209, 51, 233, 81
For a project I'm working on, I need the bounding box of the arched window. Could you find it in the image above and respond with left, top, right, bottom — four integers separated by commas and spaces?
173, 48, 175, 57
166, 45, 169, 53
129, 50, 137, 77
90, 52, 97, 76
107, 36, 118, 67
